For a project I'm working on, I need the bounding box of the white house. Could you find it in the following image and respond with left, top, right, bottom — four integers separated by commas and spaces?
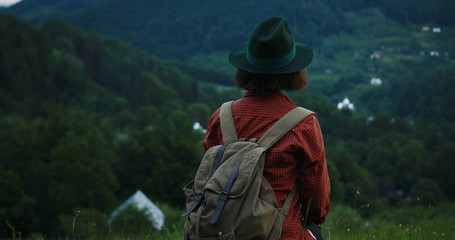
337, 97, 355, 111
366, 115, 376, 125
193, 122, 207, 134
369, 50, 383, 60
430, 51, 440, 57
370, 78, 382, 86
108, 190, 165, 230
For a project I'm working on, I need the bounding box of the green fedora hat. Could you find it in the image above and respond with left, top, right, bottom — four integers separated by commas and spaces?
229, 16, 313, 74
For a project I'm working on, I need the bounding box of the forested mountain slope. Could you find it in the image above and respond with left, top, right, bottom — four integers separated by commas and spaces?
3, 0, 455, 127
0, 14, 239, 117
0, 14, 240, 236
4, 0, 454, 61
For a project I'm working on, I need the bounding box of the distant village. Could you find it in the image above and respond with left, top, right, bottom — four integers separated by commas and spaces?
334, 25, 449, 113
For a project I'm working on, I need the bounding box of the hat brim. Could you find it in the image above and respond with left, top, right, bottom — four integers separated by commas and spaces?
228, 42, 313, 74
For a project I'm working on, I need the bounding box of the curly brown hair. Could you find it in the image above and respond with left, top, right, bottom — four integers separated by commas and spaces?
235, 68, 309, 94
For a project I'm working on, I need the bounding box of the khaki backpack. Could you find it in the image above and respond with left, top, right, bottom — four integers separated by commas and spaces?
182, 101, 314, 240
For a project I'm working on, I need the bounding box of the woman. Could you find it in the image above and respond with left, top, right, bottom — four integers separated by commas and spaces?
203, 17, 331, 239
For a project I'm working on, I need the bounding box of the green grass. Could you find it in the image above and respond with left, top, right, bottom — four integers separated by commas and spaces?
148, 203, 455, 240
160, 201, 455, 240
322, 203, 455, 240
11, 202, 454, 239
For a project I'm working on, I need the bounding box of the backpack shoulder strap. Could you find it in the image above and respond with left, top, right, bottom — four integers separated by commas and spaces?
220, 102, 315, 147
257, 107, 314, 150
219, 101, 238, 144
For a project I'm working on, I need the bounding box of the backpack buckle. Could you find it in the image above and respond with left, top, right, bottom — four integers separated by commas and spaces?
181, 192, 205, 217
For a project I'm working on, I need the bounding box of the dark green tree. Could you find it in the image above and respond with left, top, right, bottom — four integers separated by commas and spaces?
326, 145, 378, 209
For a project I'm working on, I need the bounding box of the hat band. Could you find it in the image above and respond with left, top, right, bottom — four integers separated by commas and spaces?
246, 46, 296, 70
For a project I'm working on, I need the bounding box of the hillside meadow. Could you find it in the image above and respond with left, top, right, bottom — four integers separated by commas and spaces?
8, 202, 453, 239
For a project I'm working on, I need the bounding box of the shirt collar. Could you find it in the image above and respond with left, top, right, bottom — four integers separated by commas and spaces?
243, 91, 296, 106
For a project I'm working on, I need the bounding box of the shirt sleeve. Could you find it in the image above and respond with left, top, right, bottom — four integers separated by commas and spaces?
297, 115, 331, 224
203, 108, 222, 151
